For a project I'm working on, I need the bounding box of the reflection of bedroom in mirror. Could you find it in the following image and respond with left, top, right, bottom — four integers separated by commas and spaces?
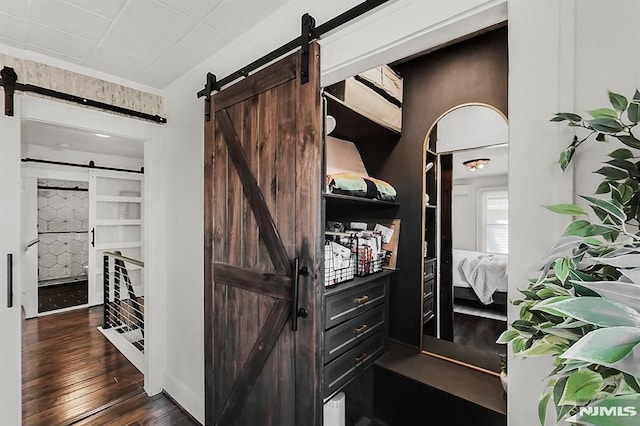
422, 104, 508, 374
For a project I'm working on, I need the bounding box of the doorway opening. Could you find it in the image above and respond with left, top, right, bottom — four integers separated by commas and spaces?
20, 118, 149, 424
36, 178, 89, 313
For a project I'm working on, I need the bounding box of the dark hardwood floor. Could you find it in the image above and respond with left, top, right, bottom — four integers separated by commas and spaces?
23, 306, 198, 425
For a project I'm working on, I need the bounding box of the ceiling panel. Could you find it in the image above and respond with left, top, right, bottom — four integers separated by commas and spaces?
0, 0, 296, 88
161, 24, 231, 70
0, 12, 26, 45
158, 0, 224, 20
63, 0, 127, 19
26, 21, 95, 61
118, 0, 197, 43
87, 45, 151, 80
0, 0, 28, 19
204, 0, 279, 38
101, 23, 171, 61
28, 0, 112, 42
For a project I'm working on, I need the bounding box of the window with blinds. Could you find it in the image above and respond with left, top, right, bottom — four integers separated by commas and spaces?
481, 190, 508, 254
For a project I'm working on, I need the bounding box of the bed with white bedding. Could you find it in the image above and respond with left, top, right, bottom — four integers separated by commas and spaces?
452, 249, 508, 305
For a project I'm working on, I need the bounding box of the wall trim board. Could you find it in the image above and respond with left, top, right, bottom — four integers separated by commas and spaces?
163, 372, 204, 425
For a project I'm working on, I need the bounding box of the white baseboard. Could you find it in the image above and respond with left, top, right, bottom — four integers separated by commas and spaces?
163, 373, 204, 425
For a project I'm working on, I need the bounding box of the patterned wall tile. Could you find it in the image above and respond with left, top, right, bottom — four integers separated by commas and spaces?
38, 179, 89, 283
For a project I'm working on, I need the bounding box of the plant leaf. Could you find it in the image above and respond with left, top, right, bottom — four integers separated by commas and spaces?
559, 370, 604, 406
552, 112, 583, 122
564, 220, 592, 237
628, 101, 640, 124
535, 297, 640, 327
555, 258, 570, 284
595, 166, 630, 181
609, 148, 634, 160
587, 117, 624, 133
610, 92, 629, 112
577, 280, 640, 312
616, 135, 640, 149
592, 254, 640, 268
590, 108, 619, 119
538, 391, 551, 426
561, 327, 640, 377
581, 196, 627, 222
596, 181, 612, 194
544, 204, 587, 216
496, 329, 520, 344
620, 269, 640, 284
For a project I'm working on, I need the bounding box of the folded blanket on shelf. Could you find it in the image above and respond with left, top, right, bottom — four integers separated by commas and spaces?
326, 172, 397, 201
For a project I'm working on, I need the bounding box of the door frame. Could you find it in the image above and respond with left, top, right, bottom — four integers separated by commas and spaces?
16, 95, 165, 396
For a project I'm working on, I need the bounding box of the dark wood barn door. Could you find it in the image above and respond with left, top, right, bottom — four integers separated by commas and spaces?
204, 43, 322, 426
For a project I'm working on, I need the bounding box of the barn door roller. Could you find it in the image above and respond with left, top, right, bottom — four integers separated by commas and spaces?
197, 0, 389, 118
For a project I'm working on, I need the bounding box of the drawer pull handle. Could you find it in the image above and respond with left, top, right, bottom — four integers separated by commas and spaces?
355, 324, 368, 334
354, 352, 367, 364
354, 295, 369, 305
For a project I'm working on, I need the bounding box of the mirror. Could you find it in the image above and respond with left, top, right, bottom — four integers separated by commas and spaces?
421, 104, 508, 374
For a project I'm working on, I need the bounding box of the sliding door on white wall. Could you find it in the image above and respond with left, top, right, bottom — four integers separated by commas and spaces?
88, 169, 144, 306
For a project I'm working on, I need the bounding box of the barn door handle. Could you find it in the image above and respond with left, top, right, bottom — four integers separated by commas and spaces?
7, 254, 13, 308
291, 258, 309, 332
91, 228, 95, 247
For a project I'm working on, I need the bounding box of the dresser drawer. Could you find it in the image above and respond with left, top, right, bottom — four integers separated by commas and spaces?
325, 305, 385, 363
324, 331, 385, 399
423, 278, 434, 300
423, 295, 434, 321
325, 278, 387, 329
424, 259, 436, 281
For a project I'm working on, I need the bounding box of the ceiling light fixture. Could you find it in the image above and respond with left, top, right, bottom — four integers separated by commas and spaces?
95, 133, 110, 138
463, 158, 490, 171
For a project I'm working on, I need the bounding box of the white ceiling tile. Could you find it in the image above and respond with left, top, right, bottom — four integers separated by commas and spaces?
63, 0, 127, 19
157, 0, 223, 19
203, 0, 275, 38
28, 0, 112, 42
27, 45, 86, 65
118, 0, 197, 43
0, 0, 28, 19
102, 23, 171, 61
138, 62, 183, 88
86, 46, 151, 80
161, 24, 231, 70
26, 21, 95, 61
0, 12, 26, 43
0, 35, 26, 49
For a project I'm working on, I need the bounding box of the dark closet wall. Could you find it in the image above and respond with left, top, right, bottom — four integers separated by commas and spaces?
381, 26, 508, 345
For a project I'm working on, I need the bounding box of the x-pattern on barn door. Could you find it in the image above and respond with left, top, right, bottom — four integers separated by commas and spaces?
204, 43, 322, 426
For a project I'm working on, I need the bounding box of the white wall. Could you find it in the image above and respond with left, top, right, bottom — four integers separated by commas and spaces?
507, 0, 640, 424
453, 174, 507, 251
161, 0, 507, 421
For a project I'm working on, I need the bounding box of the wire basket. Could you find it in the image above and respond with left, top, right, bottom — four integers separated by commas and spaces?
324, 240, 356, 287
351, 232, 384, 276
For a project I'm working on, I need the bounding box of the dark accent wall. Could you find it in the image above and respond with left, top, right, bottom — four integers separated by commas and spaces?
381, 26, 508, 345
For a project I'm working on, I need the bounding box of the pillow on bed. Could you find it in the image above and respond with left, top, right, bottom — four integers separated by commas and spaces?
326, 173, 397, 201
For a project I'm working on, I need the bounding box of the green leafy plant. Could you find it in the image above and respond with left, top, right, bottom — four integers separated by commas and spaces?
499, 91, 640, 425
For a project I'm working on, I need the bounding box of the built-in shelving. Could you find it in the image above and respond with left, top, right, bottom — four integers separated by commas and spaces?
95, 195, 142, 203
324, 92, 401, 139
